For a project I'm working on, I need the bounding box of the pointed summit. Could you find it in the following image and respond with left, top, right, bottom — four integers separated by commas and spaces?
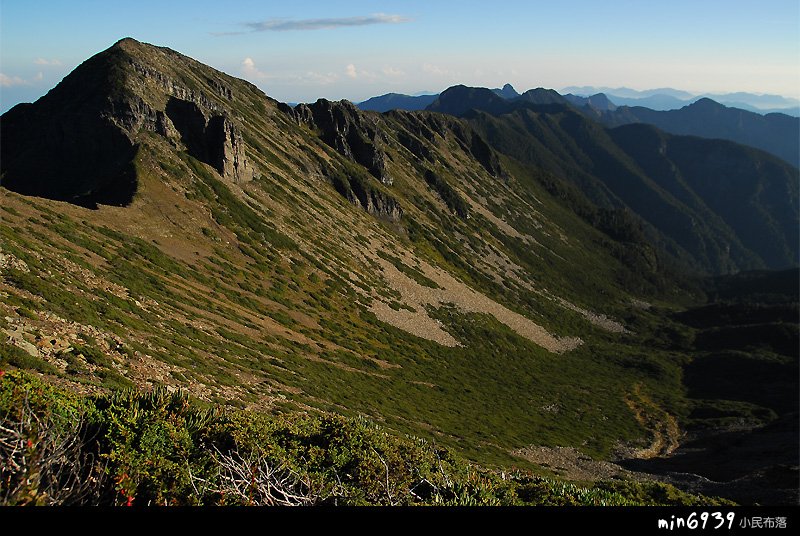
0, 38, 262, 207
493, 83, 520, 99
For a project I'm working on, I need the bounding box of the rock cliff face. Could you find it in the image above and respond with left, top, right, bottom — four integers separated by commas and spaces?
281, 99, 402, 221
329, 171, 403, 222
164, 97, 253, 184
0, 38, 253, 207
287, 99, 391, 185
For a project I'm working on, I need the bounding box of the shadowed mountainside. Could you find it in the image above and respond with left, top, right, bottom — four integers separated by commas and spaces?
425, 86, 799, 274
594, 98, 800, 168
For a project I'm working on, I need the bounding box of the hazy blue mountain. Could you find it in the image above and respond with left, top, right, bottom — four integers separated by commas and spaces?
563, 93, 617, 111
562, 86, 695, 100
713, 101, 800, 117
600, 99, 800, 168
491, 83, 520, 99
603, 94, 800, 116
604, 94, 691, 111
703, 92, 800, 110
567, 87, 800, 116
356, 92, 438, 112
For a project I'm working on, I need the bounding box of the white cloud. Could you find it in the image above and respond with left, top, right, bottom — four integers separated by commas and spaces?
33, 72, 43, 82
265, 71, 340, 87
0, 73, 28, 87
382, 66, 405, 77
34, 58, 61, 66
241, 57, 269, 80
346, 63, 358, 79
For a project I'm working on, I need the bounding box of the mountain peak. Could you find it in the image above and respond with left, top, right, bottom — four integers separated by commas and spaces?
516, 88, 567, 105
493, 83, 520, 99
688, 97, 724, 110
0, 38, 262, 206
113, 36, 143, 50
427, 85, 510, 116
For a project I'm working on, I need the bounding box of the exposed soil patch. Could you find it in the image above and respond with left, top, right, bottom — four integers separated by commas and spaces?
512, 445, 656, 482
369, 252, 582, 353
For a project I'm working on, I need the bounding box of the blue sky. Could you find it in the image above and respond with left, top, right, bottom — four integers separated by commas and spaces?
1, 0, 799, 111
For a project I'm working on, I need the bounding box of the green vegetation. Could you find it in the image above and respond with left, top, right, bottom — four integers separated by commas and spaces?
183, 153, 297, 251
0, 342, 58, 375
0, 40, 795, 507
0, 370, 730, 506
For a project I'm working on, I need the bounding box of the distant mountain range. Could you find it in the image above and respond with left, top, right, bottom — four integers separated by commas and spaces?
358, 85, 800, 116
357, 92, 439, 113
425, 85, 799, 273
590, 98, 800, 168
355, 84, 799, 168
561, 86, 800, 115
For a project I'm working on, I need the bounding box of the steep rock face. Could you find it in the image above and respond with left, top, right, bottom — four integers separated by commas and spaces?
0, 100, 138, 207
164, 97, 253, 183
330, 171, 403, 222
281, 98, 402, 221
288, 99, 391, 185
104, 48, 256, 185
386, 110, 441, 163
0, 43, 142, 207
447, 119, 507, 180
424, 169, 469, 219
0, 38, 254, 207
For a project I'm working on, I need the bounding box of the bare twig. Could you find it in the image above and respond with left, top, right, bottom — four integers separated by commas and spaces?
371, 447, 397, 506
0, 393, 106, 505
194, 446, 317, 506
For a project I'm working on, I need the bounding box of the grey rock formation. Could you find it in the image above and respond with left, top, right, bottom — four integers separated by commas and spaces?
287, 99, 392, 186
330, 171, 403, 222
164, 97, 253, 183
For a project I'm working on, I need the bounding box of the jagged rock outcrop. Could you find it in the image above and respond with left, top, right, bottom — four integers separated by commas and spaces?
387, 109, 506, 180
164, 97, 253, 183
396, 130, 434, 162
448, 121, 507, 180
424, 169, 469, 219
286, 99, 391, 186
330, 170, 403, 222
279, 98, 401, 220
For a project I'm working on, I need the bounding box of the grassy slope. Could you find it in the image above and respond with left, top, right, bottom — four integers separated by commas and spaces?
0, 40, 795, 505
0, 118, 691, 469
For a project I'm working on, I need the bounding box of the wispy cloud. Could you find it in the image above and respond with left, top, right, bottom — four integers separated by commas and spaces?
299, 71, 339, 85
382, 66, 405, 77
345, 63, 358, 79
217, 13, 410, 35
0, 73, 27, 87
34, 58, 62, 66
422, 63, 453, 77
